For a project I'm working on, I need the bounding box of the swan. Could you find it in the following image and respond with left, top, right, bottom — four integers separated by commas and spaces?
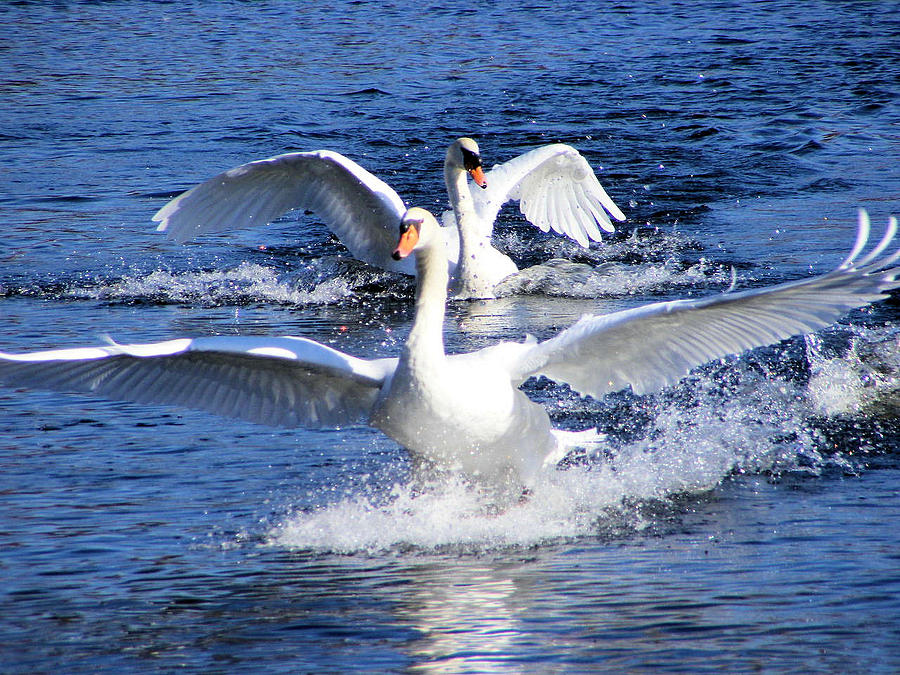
152, 138, 626, 299
0, 209, 897, 486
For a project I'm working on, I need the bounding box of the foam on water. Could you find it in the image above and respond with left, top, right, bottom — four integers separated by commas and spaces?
268, 345, 863, 555
267, 433, 775, 556
33, 249, 743, 308
64, 261, 354, 306
491, 221, 732, 298
806, 326, 900, 417
495, 258, 730, 297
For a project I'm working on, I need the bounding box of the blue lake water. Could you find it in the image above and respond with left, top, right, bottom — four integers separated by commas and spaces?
1, 1, 899, 671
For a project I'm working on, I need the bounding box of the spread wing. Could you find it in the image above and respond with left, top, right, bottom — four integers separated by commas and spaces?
153, 150, 414, 274
473, 144, 626, 246
513, 211, 900, 397
0, 335, 396, 428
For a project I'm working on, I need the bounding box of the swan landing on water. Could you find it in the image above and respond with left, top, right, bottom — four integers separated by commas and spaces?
1, 209, 898, 486
152, 138, 626, 299
0, 208, 900, 485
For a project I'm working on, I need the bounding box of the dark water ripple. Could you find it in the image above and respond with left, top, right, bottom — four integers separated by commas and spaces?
1, 0, 900, 672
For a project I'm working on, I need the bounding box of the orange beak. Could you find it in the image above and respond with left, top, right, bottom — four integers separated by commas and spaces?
468, 166, 487, 189
392, 222, 420, 260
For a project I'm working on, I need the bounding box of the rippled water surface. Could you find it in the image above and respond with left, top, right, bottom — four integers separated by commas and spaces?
2, 1, 899, 672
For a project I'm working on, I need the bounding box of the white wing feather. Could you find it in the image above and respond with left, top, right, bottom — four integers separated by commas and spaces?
0, 335, 396, 428
473, 144, 626, 246
152, 151, 414, 274
518, 211, 900, 397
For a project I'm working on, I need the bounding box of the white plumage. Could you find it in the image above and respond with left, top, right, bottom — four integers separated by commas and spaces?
152, 138, 626, 298
1, 209, 897, 485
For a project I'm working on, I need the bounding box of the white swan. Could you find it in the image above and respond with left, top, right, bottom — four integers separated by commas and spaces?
1, 209, 897, 485
152, 138, 626, 299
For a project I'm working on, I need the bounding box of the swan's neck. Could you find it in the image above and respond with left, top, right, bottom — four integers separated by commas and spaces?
405, 241, 448, 361
445, 162, 498, 298
445, 163, 481, 257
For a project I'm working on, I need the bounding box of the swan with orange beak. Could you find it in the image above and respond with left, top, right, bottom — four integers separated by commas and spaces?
153, 137, 625, 299
1, 207, 898, 487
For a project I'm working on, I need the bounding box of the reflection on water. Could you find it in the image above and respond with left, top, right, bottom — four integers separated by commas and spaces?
398, 562, 521, 673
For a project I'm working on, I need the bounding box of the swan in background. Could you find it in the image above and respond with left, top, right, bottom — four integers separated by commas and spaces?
1, 210, 897, 486
152, 138, 625, 299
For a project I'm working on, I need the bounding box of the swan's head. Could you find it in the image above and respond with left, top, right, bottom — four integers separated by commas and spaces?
392, 207, 440, 260
448, 137, 487, 189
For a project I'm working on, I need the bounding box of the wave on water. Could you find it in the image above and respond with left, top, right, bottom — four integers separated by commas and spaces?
2, 220, 727, 305
495, 258, 731, 297
269, 325, 899, 555
63, 262, 360, 306
17, 246, 731, 307
806, 325, 900, 418
492, 222, 733, 297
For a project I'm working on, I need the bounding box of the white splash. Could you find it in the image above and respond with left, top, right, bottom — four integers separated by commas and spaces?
270, 470, 638, 555
806, 327, 900, 417
494, 258, 730, 298
66, 262, 353, 305
268, 359, 826, 555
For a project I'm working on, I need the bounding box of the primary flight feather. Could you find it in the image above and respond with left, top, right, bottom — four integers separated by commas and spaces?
153, 138, 626, 299
2, 210, 896, 484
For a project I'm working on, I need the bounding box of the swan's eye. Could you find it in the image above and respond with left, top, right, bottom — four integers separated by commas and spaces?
461, 147, 482, 171
399, 217, 424, 234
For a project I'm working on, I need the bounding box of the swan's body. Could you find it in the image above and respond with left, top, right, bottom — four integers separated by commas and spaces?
1, 210, 898, 485
152, 138, 625, 299
368, 211, 561, 479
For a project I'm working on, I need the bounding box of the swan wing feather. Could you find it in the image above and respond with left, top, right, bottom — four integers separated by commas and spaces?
475, 144, 625, 245
518, 212, 900, 397
153, 151, 414, 274
0, 335, 395, 428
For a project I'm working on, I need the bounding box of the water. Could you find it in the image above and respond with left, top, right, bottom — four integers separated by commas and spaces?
2, 1, 900, 671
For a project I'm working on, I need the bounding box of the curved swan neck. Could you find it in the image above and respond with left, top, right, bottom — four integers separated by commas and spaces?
445, 156, 499, 298
444, 161, 479, 250
406, 239, 449, 358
